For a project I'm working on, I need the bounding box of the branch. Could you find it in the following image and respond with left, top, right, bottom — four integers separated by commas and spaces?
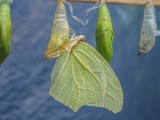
65, 0, 160, 6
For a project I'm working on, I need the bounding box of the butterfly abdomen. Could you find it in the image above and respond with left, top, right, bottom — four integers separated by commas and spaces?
96, 4, 114, 63
0, 2, 12, 63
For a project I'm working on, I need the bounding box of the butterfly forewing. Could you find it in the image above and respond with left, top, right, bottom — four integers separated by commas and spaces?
73, 42, 123, 113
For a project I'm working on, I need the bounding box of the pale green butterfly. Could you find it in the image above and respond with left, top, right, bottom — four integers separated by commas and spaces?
49, 35, 123, 113
0, 0, 12, 63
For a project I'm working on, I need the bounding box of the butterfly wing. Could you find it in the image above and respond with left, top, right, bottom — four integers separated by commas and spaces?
73, 42, 123, 113
50, 42, 123, 113
49, 46, 104, 111
96, 3, 114, 63
0, 2, 12, 63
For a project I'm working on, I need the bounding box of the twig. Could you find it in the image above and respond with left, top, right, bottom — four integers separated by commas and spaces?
65, 0, 160, 6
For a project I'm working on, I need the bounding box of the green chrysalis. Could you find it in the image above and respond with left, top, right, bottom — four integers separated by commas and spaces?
0, 1, 12, 63
49, 35, 123, 113
96, 3, 114, 63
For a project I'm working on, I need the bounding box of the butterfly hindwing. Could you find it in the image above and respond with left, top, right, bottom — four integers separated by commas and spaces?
50, 48, 104, 111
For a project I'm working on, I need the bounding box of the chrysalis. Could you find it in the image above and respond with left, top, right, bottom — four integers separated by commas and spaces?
138, 1, 160, 55
95, 3, 114, 62
44, 0, 70, 59
0, 1, 12, 63
49, 35, 123, 113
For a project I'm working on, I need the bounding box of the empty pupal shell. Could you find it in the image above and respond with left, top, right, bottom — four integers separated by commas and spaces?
44, 0, 70, 59
138, 2, 157, 55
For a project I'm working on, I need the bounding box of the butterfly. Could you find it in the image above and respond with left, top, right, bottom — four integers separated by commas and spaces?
49, 35, 123, 113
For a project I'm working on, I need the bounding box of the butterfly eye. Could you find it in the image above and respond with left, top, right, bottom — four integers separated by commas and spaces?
142, 32, 144, 35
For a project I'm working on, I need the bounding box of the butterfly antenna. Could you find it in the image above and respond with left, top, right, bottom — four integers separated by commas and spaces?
86, 29, 108, 41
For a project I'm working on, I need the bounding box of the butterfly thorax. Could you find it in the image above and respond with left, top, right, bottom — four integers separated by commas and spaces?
69, 35, 86, 47
44, 35, 86, 59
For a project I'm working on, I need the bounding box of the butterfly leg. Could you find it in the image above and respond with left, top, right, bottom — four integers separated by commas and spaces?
70, 27, 77, 39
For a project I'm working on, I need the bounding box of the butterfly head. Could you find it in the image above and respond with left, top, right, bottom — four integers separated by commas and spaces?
78, 35, 86, 41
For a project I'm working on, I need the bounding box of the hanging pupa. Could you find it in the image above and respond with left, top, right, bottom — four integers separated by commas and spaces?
0, 0, 12, 63
95, 3, 114, 63
44, 0, 70, 59
138, 0, 160, 55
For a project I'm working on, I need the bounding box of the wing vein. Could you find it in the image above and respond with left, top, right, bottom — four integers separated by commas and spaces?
72, 57, 80, 110
73, 52, 104, 92
75, 48, 121, 100
56, 74, 72, 98
51, 52, 70, 90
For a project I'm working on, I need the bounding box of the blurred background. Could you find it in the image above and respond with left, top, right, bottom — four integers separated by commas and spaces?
0, 0, 160, 120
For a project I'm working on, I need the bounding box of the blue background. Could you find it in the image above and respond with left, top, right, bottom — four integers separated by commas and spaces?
0, 0, 160, 120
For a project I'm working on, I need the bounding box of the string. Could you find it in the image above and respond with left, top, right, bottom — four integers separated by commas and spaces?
87, 0, 106, 13
63, 0, 106, 25
86, 1, 99, 13
63, 0, 89, 25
